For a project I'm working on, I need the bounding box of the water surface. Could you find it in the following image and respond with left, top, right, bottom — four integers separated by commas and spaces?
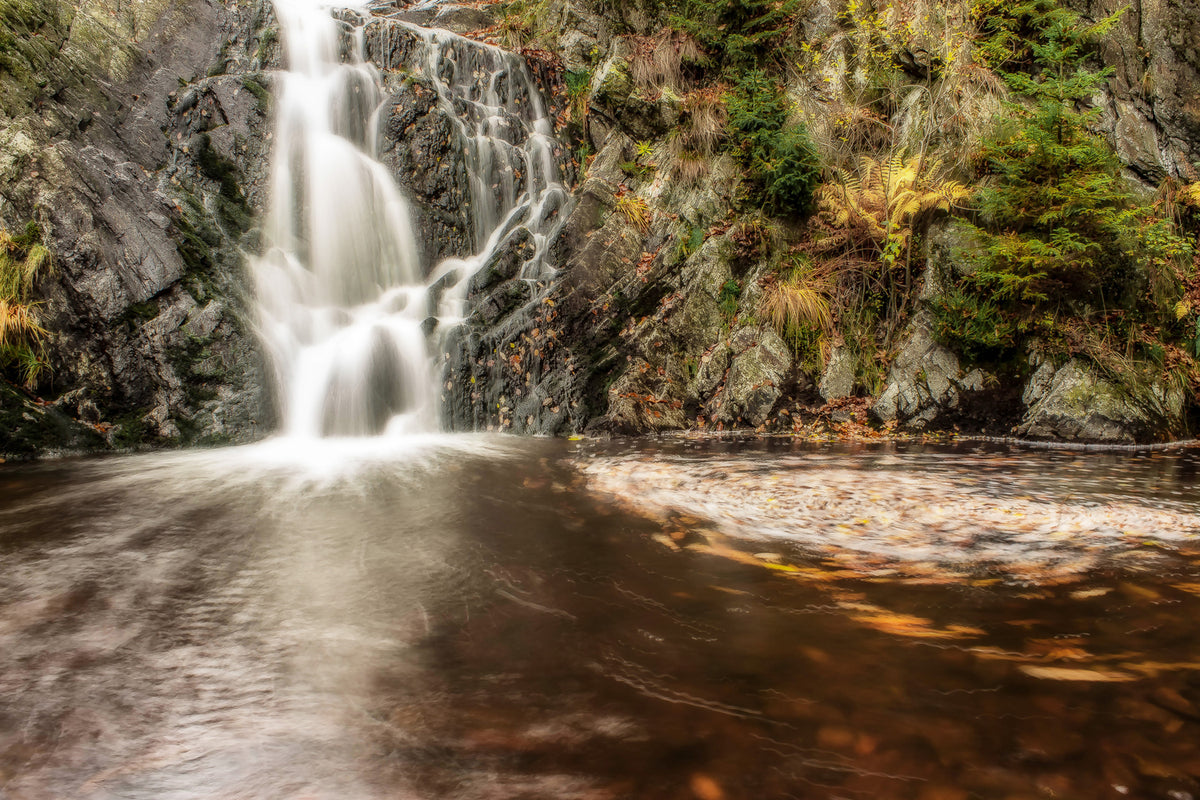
2, 438, 1200, 799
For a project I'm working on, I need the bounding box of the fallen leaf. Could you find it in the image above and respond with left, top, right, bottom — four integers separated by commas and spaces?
1019, 665, 1137, 682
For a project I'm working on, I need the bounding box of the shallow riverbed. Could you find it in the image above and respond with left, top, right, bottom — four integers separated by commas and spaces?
2, 437, 1200, 799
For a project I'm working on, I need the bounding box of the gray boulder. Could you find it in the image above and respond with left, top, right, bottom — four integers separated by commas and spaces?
708, 327, 791, 427
872, 311, 985, 429
1018, 358, 1186, 443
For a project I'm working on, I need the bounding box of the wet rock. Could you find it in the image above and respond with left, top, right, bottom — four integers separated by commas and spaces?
474, 279, 535, 327
694, 340, 732, 399
392, 4, 494, 33
0, 0, 275, 454
362, 19, 424, 70
607, 357, 691, 432
379, 75, 474, 271
1018, 359, 1185, 443
0, 383, 105, 460
469, 227, 535, 295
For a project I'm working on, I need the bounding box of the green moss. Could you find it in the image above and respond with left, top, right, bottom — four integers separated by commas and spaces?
194, 133, 242, 201
718, 278, 741, 320
190, 135, 253, 236
241, 75, 270, 113
172, 135, 254, 301
116, 298, 160, 330
255, 26, 278, 64
207, 40, 231, 77
0, 381, 106, 458
0, 0, 69, 114
110, 411, 149, 449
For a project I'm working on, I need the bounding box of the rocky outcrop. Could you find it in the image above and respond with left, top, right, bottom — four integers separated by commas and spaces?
0, 0, 276, 456
1087, 0, 1200, 181
1018, 358, 1186, 443
0, 383, 105, 460
439, 125, 802, 435
871, 312, 988, 430
818, 345, 856, 402
4, 0, 1198, 454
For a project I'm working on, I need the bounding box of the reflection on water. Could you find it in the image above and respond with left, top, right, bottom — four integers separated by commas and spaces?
2, 438, 1200, 799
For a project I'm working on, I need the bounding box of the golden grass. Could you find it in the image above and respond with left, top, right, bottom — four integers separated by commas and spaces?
671, 149, 710, 185
679, 88, 726, 155
0, 299, 46, 348
0, 228, 51, 303
628, 29, 703, 93
760, 279, 833, 338
616, 194, 652, 234
0, 227, 53, 388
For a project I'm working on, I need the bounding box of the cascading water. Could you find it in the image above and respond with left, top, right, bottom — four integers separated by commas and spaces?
254, 0, 569, 438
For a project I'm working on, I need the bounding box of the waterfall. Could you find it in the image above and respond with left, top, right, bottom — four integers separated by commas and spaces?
254, 0, 568, 438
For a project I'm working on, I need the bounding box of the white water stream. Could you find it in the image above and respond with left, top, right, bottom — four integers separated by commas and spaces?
253, 0, 568, 438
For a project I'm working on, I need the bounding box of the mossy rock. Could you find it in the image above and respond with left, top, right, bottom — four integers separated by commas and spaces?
0, 381, 105, 459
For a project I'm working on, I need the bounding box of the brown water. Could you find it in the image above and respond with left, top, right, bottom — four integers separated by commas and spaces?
2, 437, 1200, 800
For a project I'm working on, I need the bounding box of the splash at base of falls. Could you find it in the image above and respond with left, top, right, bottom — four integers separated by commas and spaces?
254, 0, 569, 439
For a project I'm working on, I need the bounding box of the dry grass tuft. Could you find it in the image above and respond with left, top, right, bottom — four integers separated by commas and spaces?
761, 280, 833, 336
616, 193, 653, 234
628, 28, 704, 93
680, 88, 727, 154
671, 148, 710, 185
731, 212, 784, 259
0, 299, 46, 349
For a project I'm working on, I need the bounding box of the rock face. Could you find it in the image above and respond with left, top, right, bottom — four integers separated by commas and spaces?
871, 312, 988, 430
1088, 0, 1200, 181
872, 222, 993, 431
428, 0, 1200, 442
439, 127, 799, 436
0, 0, 277, 456
1018, 359, 1186, 443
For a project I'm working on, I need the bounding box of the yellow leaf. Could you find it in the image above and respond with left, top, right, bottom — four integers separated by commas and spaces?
1019, 665, 1137, 682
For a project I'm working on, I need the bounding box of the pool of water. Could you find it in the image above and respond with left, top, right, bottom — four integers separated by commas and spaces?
2, 437, 1200, 799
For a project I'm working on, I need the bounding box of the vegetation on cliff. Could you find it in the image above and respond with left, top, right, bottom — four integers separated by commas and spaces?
933, 2, 1196, 394
0, 222, 50, 389
493, 0, 1200, 439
